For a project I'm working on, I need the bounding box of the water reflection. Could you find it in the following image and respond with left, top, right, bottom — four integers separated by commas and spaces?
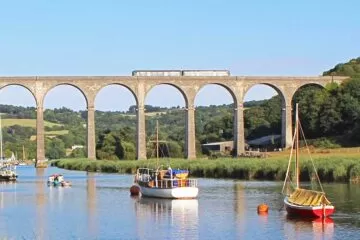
87, 172, 97, 236
36, 168, 46, 239
284, 216, 334, 240
135, 198, 199, 239
0, 167, 357, 239
0, 181, 17, 209
234, 182, 246, 236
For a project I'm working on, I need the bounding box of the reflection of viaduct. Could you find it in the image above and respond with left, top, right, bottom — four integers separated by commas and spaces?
0, 76, 348, 162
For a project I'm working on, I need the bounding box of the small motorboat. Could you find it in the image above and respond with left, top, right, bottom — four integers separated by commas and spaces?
0, 165, 18, 181
47, 174, 69, 187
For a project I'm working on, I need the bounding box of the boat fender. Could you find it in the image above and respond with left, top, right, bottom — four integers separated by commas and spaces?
130, 185, 140, 196
257, 203, 269, 214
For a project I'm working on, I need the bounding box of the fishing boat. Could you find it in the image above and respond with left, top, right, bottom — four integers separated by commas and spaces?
133, 121, 198, 199
282, 104, 334, 218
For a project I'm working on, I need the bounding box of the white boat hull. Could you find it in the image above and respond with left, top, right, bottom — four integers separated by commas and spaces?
138, 185, 198, 199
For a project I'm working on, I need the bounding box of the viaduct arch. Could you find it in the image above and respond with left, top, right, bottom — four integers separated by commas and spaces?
0, 75, 348, 163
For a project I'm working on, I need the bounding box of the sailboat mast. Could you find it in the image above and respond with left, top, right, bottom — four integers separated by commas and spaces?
156, 120, 159, 163
23, 145, 25, 160
295, 103, 300, 188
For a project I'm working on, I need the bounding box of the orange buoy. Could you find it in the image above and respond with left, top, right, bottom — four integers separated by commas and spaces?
257, 203, 269, 214
130, 185, 140, 196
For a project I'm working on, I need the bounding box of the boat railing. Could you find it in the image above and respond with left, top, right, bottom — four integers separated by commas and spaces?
156, 178, 198, 188
137, 173, 151, 182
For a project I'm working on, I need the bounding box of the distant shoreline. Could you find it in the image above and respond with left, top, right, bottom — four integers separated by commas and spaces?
53, 156, 360, 183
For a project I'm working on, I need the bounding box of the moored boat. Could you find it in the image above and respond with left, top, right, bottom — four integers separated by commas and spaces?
284, 192, 334, 218
0, 165, 18, 181
134, 167, 198, 199
133, 120, 198, 199
47, 174, 69, 186
282, 104, 334, 218
0, 114, 18, 181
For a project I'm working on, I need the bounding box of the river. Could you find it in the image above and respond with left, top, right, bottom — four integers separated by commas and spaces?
0, 166, 359, 239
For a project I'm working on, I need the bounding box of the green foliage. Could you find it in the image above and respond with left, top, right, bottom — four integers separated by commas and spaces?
244, 95, 281, 140
96, 131, 122, 160
310, 138, 341, 149
349, 164, 360, 183
45, 138, 66, 159
0, 105, 36, 119
121, 141, 136, 160
70, 148, 86, 158
323, 57, 360, 76
166, 141, 183, 158
54, 156, 360, 182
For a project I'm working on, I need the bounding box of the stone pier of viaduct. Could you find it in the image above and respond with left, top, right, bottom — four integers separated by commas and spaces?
0, 75, 348, 163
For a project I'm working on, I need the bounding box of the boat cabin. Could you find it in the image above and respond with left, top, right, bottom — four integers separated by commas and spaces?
135, 167, 197, 189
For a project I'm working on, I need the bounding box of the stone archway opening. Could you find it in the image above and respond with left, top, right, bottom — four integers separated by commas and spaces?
292, 84, 326, 139
243, 84, 283, 152
95, 84, 137, 160
0, 85, 37, 161
194, 84, 235, 158
43, 85, 87, 160
145, 84, 186, 159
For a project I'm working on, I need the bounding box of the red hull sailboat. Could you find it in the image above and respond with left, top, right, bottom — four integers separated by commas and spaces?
282, 104, 334, 218
284, 196, 334, 218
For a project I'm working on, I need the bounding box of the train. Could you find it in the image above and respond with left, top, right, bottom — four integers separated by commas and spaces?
132, 70, 230, 77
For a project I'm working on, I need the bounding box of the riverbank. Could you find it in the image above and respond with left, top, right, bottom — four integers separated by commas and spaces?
53, 155, 360, 183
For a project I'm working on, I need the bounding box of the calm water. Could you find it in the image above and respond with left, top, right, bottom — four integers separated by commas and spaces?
0, 166, 359, 240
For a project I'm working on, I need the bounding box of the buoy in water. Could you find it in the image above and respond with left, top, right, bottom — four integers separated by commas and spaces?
257, 203, 269, 214
130, 185, 140, 196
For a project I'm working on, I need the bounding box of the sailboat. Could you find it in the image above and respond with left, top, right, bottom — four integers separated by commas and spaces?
282, 104, 334, 218
0, 113, 18, 181
18, 145, 27, 166
133, 120, 199, 199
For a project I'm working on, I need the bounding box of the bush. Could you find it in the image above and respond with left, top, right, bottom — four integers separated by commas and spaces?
349, 164, 360, 183
312, 138, 341, 149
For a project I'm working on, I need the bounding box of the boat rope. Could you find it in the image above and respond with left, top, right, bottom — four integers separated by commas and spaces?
282, 125, 297, 195
298, 119, 325, 193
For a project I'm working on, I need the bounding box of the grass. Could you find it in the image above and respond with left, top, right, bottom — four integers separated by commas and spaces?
2, 118, 62, 128
45, 130, 69, 135
119, 111, 168, 118
2, 118, 69, 139
53, 154, 360, 183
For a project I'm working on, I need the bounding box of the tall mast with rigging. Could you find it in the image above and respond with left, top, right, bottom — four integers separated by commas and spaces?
156, 120, 159, 166
295, 103, 300, 188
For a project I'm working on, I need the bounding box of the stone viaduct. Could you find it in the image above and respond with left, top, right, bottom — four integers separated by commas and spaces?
0, 75, 348, 163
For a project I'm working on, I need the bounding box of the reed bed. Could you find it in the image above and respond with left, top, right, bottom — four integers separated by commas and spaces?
53, 156, 360, 182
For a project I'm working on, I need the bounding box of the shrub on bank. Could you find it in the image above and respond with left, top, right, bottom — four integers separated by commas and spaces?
349, 163, 360, 183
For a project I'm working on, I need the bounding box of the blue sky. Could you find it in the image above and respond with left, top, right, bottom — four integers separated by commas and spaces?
0, 0, 359, 111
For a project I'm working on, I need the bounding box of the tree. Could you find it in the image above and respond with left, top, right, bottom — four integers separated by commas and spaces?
96, 130, 124, 160
121, 141, 136, 160
70, 148, 86, 158
46, 138, 66, 159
